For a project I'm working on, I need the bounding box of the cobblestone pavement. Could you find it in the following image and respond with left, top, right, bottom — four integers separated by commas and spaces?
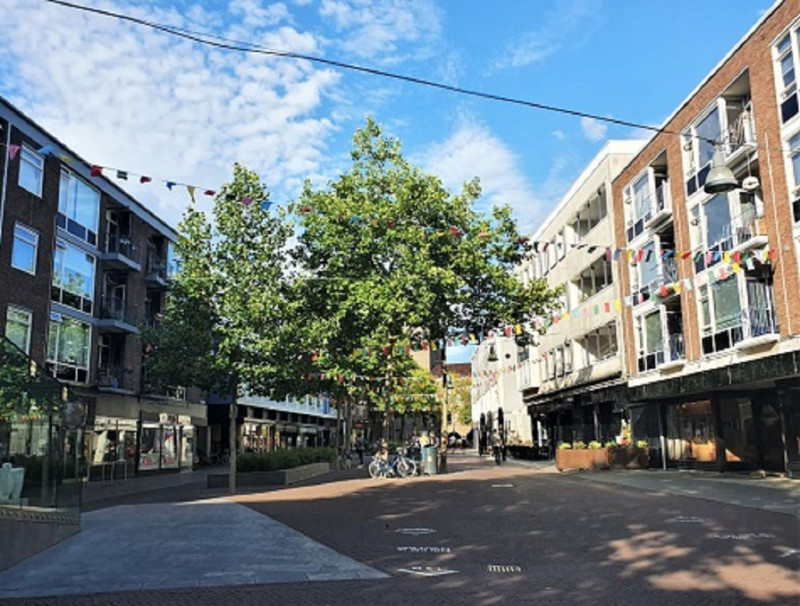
1, 453, 798, 606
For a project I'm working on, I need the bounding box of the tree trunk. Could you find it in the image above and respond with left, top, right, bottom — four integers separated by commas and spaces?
228, 397, 237, 494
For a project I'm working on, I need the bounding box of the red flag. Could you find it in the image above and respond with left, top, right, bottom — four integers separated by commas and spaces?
90, 165, 103, 177
659, 285, 668, 297
140, 176, 152, 183
204, 189, 215, 196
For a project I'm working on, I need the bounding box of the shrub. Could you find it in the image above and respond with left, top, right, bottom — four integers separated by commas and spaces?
557, 442, 573, 450
588, 441, 603, 450
236, 447, 336, 472
573, 440, 587, 450
635, 440, 649, 449
604, 440, 618, 449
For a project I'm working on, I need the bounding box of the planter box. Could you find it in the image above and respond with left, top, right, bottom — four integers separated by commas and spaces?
608, 447, 649, 469
556, 448, 610, 471
207, 462, 330, 489
556, 448, 650, 472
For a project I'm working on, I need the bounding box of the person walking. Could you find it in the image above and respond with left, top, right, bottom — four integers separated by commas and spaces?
491, 429, 502, 465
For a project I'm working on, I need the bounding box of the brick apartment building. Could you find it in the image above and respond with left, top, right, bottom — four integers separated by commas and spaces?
612, 0, 800, 474
0, 96, 208, 481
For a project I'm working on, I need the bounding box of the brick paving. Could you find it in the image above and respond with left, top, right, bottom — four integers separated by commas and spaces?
1, 453, 798, 606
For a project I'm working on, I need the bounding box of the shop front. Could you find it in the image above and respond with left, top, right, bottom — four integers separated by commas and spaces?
138, 412, 194, 473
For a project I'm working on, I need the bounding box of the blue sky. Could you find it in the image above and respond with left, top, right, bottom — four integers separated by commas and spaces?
0, 0, 776, 236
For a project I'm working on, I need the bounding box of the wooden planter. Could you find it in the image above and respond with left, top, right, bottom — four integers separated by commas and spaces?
556, 448, 610, 471
608, 447, 649, 469
556, 447, 650, 472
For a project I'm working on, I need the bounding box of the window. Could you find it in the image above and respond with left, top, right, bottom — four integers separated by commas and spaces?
5, 306, 32, 355
774, 28, 799, 124
18, 145, 44, 197
58, 169, 100, 246
52, 239, 95, 314
698, 276, 744, 355
636, 311, 664, 372
683, 108, 721, 197
46, 316, 91, 383
11, 223, 38, 274
579, 322, 618, 366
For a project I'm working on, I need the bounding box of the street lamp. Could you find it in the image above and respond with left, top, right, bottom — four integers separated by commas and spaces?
704, 147, 738, 194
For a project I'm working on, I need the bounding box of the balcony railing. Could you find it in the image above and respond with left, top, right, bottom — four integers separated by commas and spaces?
147, 254, 168, 283
723, 106, 756, 160
98, 365, 126, 390
666, 332, 685, 361
743, 305, 779, 340
106, 233, 138, 260
100, 295, 132, 323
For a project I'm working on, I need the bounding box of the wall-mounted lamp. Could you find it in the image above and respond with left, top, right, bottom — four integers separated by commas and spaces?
704, 148, 738, 194
487, 344, 499, 363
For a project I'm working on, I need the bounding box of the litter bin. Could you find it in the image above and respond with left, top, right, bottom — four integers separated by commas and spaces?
422, 445, 439, 475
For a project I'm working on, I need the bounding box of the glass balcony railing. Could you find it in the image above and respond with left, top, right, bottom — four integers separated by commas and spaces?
106, 233, 138, 261
97, 365, 126, 390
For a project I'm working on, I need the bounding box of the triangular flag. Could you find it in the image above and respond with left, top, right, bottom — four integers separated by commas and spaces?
8, 144, 20, 160
204, 189, 215, 197
36, 145, 53, 156
140, 175, 152, 184
166, 181, 175, 190
58, 154, 72, 163
117, 170, 128, 180
260, 201, 272, 211
90, 165, 103, 177
604, 302, 611, 313
241, 196, 253, 206
614, 299, 622, 311
187, 185, 196, 203
683, 278, 693, 291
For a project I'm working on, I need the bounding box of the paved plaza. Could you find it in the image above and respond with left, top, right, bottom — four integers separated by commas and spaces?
0, 453, 797, 605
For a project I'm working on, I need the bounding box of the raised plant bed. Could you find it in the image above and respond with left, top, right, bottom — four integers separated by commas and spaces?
207, 462, 330, 488
556, 447, 650, 472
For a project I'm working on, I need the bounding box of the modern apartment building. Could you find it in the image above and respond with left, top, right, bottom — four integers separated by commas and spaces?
0, 95, 207, 482
516, 141, 643, 451
613, 0, 800, 474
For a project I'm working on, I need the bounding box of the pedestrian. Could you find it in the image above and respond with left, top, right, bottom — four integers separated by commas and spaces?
491, 429, 502, 465
355, 437, 365, 466
428, 431, 439, 449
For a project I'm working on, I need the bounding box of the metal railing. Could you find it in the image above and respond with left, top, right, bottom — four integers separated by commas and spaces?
667, 332, 685, 361
98, 365, 126, 389
100, 295, 132, 324
743, 305, 779, 339
106, 233, 138, 260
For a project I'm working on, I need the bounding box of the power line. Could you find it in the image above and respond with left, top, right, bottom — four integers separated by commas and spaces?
45, 0, 680, 140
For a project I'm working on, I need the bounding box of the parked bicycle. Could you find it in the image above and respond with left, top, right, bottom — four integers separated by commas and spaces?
368, 448, 417, 479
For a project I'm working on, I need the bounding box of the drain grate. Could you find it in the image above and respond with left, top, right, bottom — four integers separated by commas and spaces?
488, 564, 522, 573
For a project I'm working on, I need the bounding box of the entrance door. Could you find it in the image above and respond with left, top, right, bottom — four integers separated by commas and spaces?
666, 401, 717, 465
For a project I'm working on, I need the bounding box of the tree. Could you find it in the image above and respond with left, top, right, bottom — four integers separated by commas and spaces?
143, 163, 292, 493
291, 118, 559, 437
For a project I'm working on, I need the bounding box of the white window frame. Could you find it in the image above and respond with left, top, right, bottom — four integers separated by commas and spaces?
11, 222, 39, 275
5, 305, 33, 355
46, 316, 91, 383
18, 144, 44, 197
773, 23, 800, 125
58, 168, 101, 243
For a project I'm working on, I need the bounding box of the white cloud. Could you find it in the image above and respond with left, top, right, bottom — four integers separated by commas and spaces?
580, 116, 607, 142
318, 0, 442, 64
552, 130, 566, 141
0, 0, 345, 227
413, 119, 569, 233
492, 0, 601, 70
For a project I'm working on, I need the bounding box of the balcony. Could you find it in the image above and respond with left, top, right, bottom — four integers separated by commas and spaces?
722, 104, 756, 166
146, 254, 168, 288
728, 209, 768, 253
99, 234, 141, 272
97, 295, 138, 334
735, 306, 780, 350
97, 365, 133, 392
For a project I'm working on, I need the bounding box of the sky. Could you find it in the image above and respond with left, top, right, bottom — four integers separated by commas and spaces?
1, 0, 777, 364
0, 0, 778, 238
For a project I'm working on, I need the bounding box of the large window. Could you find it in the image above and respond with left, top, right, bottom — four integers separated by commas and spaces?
58, 169, 100, 246
47, 316, 91, 383
5, 306, 33, 355
579, 323, 618, 367
52, 240, 95, 314
11, 223, 38, 275
18, 145, 44, 197
636, 311, 664, 372
774, 27, 800, 124
698, 277, 743, 355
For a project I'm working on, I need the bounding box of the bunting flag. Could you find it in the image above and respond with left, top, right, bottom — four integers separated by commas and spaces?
187, 185, 196, 203
7, 144, 20, 160
140, 175, 152, 184
90, 165, 103, 177
117, 170, 128, 180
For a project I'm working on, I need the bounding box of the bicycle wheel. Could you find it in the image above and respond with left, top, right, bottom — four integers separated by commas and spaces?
401, 457, 417, 478
368, 459, 382, 479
